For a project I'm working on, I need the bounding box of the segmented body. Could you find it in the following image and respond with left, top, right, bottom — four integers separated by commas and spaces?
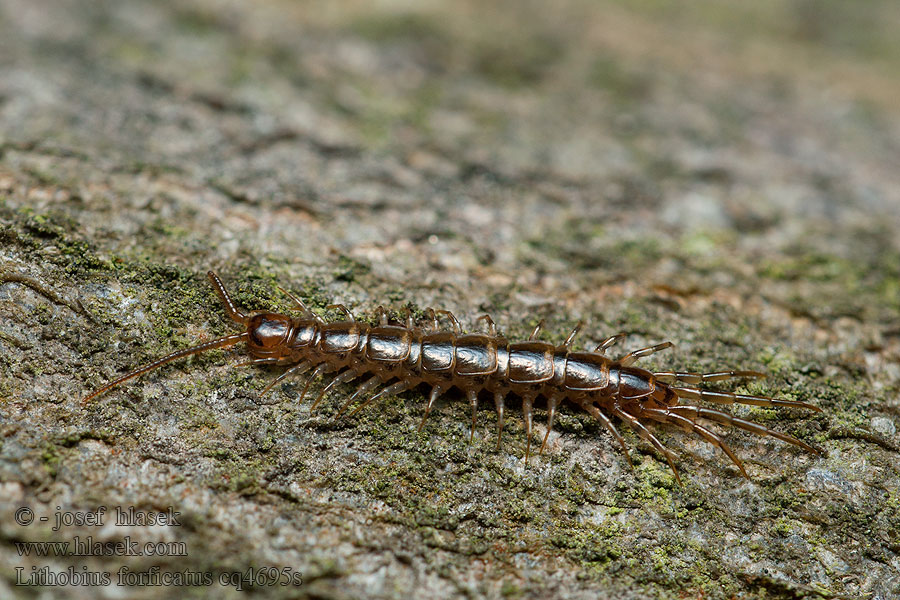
84, 271, 824, 483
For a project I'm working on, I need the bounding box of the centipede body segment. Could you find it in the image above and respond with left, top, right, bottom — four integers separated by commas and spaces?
83, 271, 824, 483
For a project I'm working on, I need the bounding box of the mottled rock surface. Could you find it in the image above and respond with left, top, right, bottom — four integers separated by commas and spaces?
1, 1, 899, 598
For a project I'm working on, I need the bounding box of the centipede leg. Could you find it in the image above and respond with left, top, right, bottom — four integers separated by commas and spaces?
665, 406, 822, 454
375, 306, 389, 326
475, 315, 496, 336
425, 308, 439, 332
436, 310, 461, 334
493, 392, 506, 449
297, 363, 328, 404
467, 389, 479, 442
259, 360, 311, 396
595, 333, 627, 354
584, 405, 633, 468
326, 304, 354, 320
612, 407, 681, 484
617, 341, 674, 367
522, 394, 535, 462
348, 380, 412, 418
643, 408, 749, 478
540, 394, 562, 454
670, 386, 822, 412
654, 370, 766, 384
311, 368, 362, 411
528, 320, 545, 341
418, 385, 445, 431
336, 376, 380, 417
563, 322, 584, 348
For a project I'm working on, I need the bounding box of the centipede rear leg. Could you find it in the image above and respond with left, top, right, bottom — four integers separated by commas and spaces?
642, 408, 752, 478
671, 386, 821, 412
662, 405, 823, 455
653, 370, 766, 384
613, 406, 683, 483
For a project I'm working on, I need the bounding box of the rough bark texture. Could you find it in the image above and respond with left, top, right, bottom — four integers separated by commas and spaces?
1, 1, 899, 599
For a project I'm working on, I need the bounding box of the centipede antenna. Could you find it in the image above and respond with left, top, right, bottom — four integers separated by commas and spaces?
83, 332, 249, 403
207, 271, 249, 325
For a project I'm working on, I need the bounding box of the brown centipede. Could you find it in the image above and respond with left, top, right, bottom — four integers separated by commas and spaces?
83, 271, 825, 483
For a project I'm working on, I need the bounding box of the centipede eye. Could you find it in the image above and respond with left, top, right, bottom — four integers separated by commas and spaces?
248, 313, 291, 349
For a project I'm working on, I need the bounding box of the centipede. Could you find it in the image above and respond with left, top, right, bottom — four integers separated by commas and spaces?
83, 271, 824, 483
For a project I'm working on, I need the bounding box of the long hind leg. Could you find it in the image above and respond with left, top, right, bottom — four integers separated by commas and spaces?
670, 386, 821, 412
642, 408, 749, 478
654, 370, 765, 384
663, 406, 822, 455
611, 407, 682, 484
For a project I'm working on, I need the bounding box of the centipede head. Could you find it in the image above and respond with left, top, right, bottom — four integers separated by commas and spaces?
245, 312, 295, 359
